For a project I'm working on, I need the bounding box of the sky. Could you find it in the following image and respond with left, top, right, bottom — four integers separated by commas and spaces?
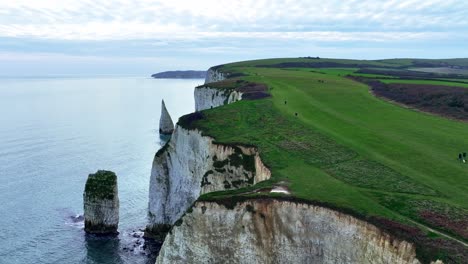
0, 0, 467, 75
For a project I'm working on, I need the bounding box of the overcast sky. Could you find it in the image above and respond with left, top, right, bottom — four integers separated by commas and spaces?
1, 0, 467, 75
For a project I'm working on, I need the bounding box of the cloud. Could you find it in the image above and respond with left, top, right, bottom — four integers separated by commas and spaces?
0, 22, 454, 42
0, 0, 466, 41
0, 0, 467, 75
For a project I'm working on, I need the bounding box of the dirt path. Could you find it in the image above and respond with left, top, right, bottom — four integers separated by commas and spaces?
408, 219, 468, 247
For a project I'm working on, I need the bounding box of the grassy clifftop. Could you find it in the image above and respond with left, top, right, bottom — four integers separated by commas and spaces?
186, 58, 468, 262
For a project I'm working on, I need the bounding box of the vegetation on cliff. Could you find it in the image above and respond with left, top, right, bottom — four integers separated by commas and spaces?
84, 170, 117, 200
84, 170, 119, 234
195, 79, 269, 101
183, 58, 468, 262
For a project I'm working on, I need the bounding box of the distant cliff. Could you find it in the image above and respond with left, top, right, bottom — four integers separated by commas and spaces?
151, 71, 206, 79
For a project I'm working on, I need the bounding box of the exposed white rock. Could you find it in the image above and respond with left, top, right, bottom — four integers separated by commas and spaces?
270, 186, 290, 194
195, 67, 245, 111
194, 87, 243, 111
83, 170, 119, 234
156, 200, 422, 264
205, 68, 227, 84
159, 100, 174, 135
146, 126, 271, 236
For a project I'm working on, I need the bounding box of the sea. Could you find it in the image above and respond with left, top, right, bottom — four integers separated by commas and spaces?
0, 75, 201, 264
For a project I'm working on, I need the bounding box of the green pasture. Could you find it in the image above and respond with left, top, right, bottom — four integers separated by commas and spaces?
188, 58, 468, 261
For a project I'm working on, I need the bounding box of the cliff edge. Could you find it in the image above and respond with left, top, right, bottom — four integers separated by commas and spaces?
157, 199, 421, 264
147, 62, 455, 263
146, 125, 270, 238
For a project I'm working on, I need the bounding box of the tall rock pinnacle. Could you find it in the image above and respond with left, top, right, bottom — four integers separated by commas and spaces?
159, 100, 174, 135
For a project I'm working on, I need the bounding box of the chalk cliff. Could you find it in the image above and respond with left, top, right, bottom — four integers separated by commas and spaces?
148, 65, 439, 263
205, 68, 227, 84
146, 126, 271, 237
156, 199, 422, 264
83, 170, 119, 234
196, 68, 270, 111
195, 67, 244, 111
194, 87, 243, 111
159, 100, 174, 135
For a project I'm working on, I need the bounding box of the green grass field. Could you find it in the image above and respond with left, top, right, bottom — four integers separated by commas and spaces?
187, 58, 468, 262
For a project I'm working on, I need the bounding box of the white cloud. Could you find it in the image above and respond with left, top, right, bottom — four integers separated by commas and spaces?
0, 0, 466, 41
0, 20, 452, 42
0, 0, 467, 73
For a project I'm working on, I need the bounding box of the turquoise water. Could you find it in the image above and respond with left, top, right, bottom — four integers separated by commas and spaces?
0, 76, 199, 264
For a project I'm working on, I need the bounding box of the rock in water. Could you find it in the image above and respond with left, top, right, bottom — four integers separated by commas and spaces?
83, 170, 119, 234
159, 100, 174, 135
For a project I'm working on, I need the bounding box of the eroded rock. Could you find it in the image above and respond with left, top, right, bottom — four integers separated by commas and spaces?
146, 126, 270, 239
83, 170, 119, 234
159, 100, 174, 135
205, 68, 227, 84
194, 86, 242, 111
156, 199, 422, 264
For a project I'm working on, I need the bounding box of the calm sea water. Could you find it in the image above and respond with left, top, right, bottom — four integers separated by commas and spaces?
0, 76, 199, 264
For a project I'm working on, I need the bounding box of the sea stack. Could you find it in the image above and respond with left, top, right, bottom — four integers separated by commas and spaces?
159, 99, 174, 135
83, 170, 119, 234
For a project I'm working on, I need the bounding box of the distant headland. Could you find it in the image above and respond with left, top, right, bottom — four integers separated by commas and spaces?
151, 70, 206, 79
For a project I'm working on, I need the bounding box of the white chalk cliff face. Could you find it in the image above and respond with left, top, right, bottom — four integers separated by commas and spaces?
159, 100, 174, 135
194, 87, 243, 112
194, 67, 243, 111
156, 200, 422, 264
148, 68, 259, 235
147, 126, 271, 234
205, 68, 227, 83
